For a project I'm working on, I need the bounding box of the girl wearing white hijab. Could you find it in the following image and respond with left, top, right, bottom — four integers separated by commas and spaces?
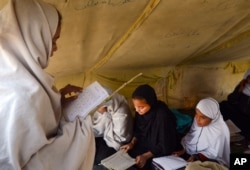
220, 69, 250, 140
174, 98, 230, 169
92, 87, 133, 165
0, 0, 95, 169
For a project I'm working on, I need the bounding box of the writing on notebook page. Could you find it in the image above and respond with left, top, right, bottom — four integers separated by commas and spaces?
101, 150, 135, 170
64, 81, 109, 122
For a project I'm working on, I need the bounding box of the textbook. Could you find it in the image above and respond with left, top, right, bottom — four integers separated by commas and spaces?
152, 155, 188, 170
64, 81, 109, 122
101, 150, 135, 170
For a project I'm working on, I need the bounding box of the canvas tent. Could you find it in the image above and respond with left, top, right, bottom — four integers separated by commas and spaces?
1, 0, 250, 109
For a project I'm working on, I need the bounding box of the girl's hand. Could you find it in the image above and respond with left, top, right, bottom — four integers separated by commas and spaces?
187, 155, 195, 162
120, 142, 134, 152
97, 107, 107, 114
135, 152, 153, 168
135, 155, 147, 168
172, 149, 185, 157
60, 84, 83, 106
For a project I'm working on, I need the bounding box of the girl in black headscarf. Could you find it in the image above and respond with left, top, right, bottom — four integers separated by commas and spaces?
121, 84, 178, 170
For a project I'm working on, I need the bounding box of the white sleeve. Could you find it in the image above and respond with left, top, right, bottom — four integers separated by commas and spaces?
103, 104, 133, 150
92, 111, 112, 137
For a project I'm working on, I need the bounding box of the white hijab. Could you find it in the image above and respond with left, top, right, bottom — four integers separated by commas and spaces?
181, 98, 230, 167
242, 69, 250, 96
0, 0, 95, 169
93, 88, 133, 150
0, 0, 61, 116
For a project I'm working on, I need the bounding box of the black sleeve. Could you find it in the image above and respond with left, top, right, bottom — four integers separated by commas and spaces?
149, 105, 178, 156
133, 113, 140, 139
228, 84, 241, 104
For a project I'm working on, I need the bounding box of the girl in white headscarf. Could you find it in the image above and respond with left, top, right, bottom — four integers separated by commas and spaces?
220, 69, 250, 140
92, 87, 134, 165
0, 0, 95, 169
174, 97, 230, 169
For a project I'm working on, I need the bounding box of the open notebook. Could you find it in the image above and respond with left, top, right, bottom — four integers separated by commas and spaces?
63, 73, 143, 122
101, 150, 135, 170
152, 155, 188, 170
63, 81, 109, 122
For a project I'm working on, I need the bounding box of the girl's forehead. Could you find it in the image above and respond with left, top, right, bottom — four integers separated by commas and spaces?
196, 109, 207, 117
132, 98, 146, 102
132, 98, 148, 105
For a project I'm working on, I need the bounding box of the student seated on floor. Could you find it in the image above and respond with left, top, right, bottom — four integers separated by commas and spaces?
173, 97, 230, 170
121, 84, 178, 170
220, 69, 250, 141
0, 0, 95, 169
92, 87, 134, 166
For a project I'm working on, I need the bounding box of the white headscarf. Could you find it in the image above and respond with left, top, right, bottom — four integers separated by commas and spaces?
0, 0, 61, 115
0, 0, 61, 168
0, 0, 95, 169
93, 87, 133, 150
181, 98, 230, 167
242, 69, 250, 96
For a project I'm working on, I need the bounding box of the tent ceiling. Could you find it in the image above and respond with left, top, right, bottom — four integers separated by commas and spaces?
1, 0, 250, 76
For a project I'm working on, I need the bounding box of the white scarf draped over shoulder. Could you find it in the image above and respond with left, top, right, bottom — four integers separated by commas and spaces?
0, 0, 94, 169
93, 88, 133, 150
181, 98, 230, 167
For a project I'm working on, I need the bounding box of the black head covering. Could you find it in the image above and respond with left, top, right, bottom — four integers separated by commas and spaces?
132, 84, 157, 107
131, 85, 178, 158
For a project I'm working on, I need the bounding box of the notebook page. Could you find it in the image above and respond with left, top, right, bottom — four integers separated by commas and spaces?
64, 81, 109, 122
101, 150, 135, 170
153, 155, 187, 170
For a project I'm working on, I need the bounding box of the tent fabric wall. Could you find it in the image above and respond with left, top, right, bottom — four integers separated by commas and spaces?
54, 61, 250, 109
1, 0, 250, 109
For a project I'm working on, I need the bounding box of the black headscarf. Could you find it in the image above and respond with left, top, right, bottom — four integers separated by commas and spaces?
132, 84, 157, 108
131, 84, 178, 158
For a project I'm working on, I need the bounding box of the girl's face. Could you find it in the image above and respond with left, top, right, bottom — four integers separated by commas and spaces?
246, 76, 250, 84
195, 109, 212, 127
132, 98, 151, 115
51, 25, 61, 57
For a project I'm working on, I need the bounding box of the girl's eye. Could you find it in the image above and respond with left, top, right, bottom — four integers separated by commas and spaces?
201, 117, 209, 121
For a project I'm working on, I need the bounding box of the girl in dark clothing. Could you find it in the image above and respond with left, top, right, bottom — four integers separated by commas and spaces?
220, 69, 250, 140
121, 84, 178, 170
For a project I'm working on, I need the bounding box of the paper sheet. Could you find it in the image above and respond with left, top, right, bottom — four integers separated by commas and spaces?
153, 155, 187, 170
64, 81, 109, 122
225, 119, 241, 135
101, 150, 135, 170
